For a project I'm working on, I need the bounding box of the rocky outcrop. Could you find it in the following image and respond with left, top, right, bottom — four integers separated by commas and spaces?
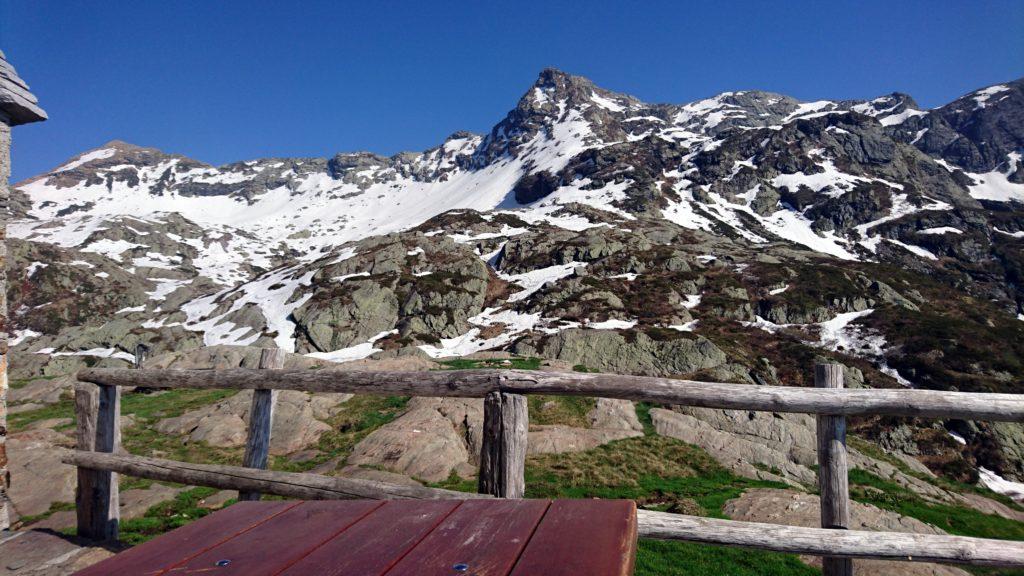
527, 426, 641, 454
348, 396, 647, 481
155, 390, 349, 455
650, 406, 1024, 519
901, 78, 1024, 173
589, 397, 644, 431
516, 329, 727, 377
0, 529, 115, 576
347, 398, 482, 482
4, 429, 75, 521
724, 489, 970, 576
7, 375, 74, 406
651, 407, 816, 487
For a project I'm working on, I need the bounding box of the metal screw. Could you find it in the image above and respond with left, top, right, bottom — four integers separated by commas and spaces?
216, 559, 231, 567
453, 563, 469, 572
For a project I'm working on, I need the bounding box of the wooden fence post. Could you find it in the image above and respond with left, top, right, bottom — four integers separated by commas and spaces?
239, 348, 285, 501
74, 382, 120, 541
816, 363, 852, 576
478, 391, 528, 498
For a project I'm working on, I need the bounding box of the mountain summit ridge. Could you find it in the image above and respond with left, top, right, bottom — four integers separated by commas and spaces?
8, 67, 1024, 483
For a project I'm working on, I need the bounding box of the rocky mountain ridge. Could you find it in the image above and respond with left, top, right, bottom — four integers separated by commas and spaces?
7, 69, 1024, 486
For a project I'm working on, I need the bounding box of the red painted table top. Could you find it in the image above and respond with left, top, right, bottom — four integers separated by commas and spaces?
73, 499, 637, 576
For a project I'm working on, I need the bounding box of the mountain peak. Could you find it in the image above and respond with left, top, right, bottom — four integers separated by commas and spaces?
100, 139, 146, 151
534, 67, 591, 88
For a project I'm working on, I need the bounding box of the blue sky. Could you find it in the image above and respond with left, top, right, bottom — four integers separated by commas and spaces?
2, 0, 1022, 181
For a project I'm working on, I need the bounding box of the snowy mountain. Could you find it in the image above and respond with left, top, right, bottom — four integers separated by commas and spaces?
8, 69, 1023, 367
8, 67, 1024, 482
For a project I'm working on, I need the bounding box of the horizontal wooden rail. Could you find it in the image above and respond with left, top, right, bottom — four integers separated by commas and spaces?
61, 450, 1024, 568
78, 368, 1024, 421
637, 510, 1024, 568
62, 451, 490, 502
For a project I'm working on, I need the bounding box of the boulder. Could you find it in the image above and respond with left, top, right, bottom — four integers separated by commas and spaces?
347, 398, 482, 482
5, 429, 76, 521
588, 398, 644, 432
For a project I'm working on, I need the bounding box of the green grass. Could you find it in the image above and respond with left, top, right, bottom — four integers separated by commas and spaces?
7, 397, 75, 431
16, 501, 76, 526
117, 487, 226, 546
634, 401, 657, 436
523, 436, 818, 575
120, 389, 246, 465
428, 470, 479, 493
637, 540, 819, 576
849, 436, 1024, 512
528, 395, 596, 427
121, 389, 237, 421
524, 436, 789, 515
271, 395, 410, 473
848, 469, 1024, 541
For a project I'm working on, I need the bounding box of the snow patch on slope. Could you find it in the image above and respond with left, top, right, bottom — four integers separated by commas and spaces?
967, 152, 1024, 202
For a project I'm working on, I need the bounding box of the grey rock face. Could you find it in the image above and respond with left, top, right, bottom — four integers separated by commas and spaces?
900, 78, 1024, 173
516, 329, 727, 377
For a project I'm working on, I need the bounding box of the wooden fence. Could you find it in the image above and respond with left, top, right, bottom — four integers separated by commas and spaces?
65, 353, 1024, 573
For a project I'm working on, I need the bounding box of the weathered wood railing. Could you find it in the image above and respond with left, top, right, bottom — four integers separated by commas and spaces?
64, 357, 1024, 573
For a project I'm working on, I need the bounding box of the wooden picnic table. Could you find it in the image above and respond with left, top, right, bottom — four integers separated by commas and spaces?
72, 499, 638, 576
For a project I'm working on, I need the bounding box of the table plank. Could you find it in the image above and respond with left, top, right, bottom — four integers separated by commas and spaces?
278, 500, 462, 576
163, 500, 383, 575
384, 499, 551, 576
510, 499, 637, 576
72, 500, 300, 576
